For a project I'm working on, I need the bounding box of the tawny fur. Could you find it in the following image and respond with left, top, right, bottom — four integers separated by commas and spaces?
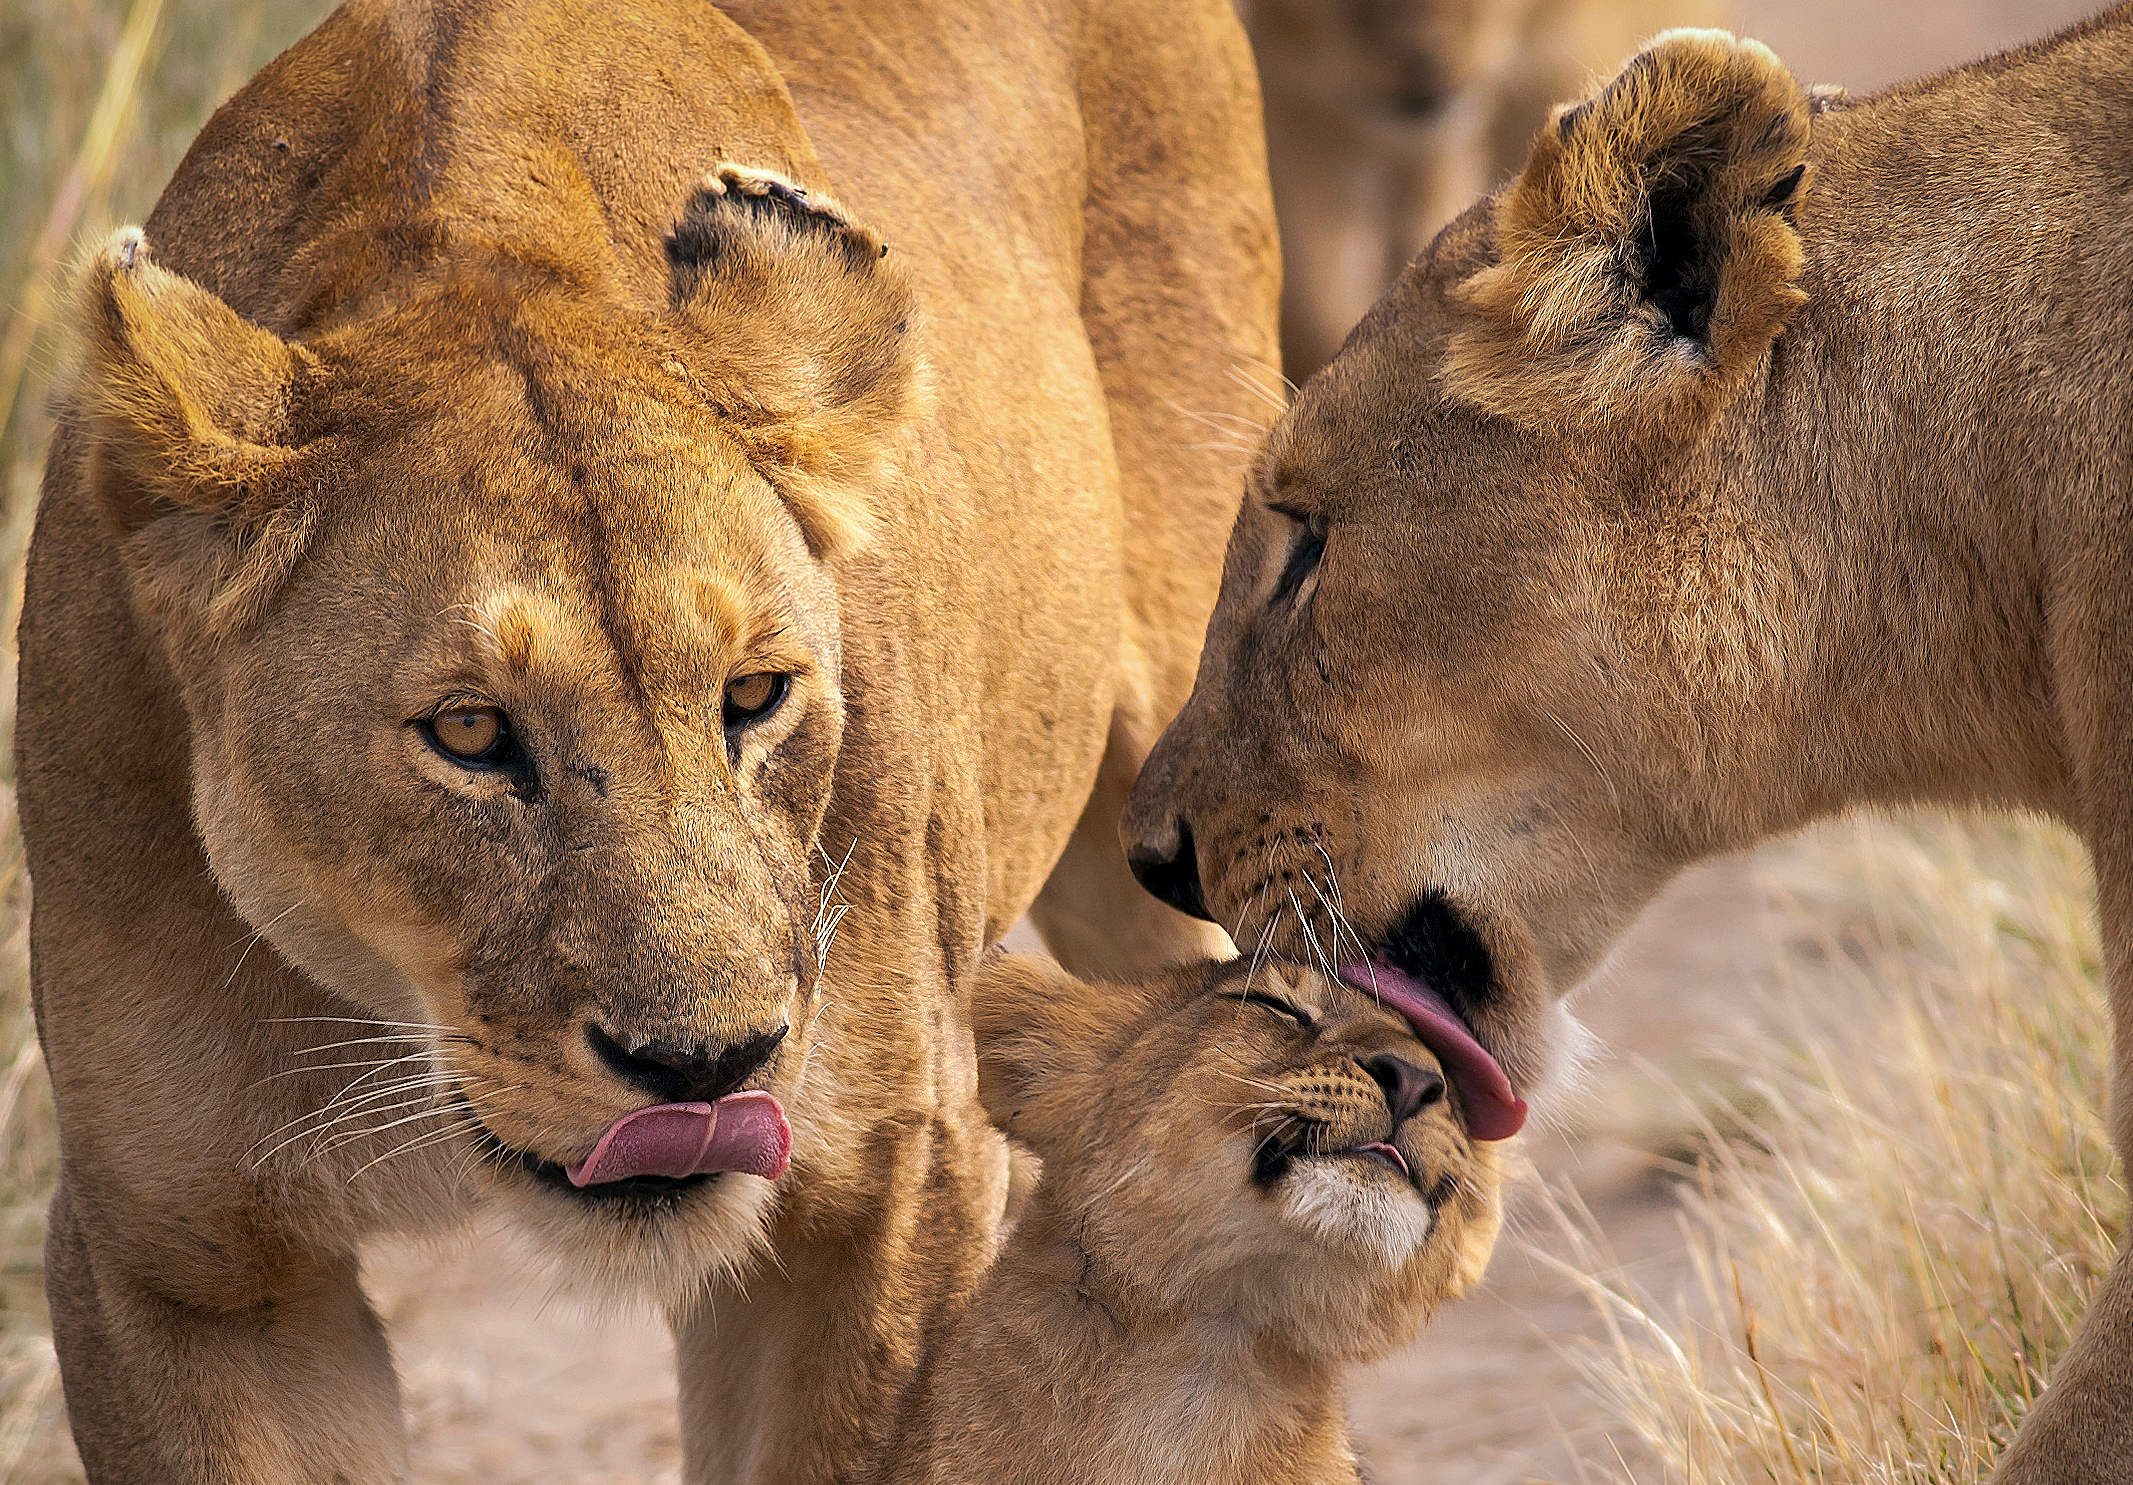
1127, 12, 2133, 1481
1444, 29, 1813, 428
19, 1, 1275, 1480
1241, 0, 1717, 378
869, 957, 1501, 1485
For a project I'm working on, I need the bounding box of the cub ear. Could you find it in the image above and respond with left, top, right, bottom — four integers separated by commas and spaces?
72, 229, 329, 631
661, 166, 923, 560
971, 953, 1132, 1146
1442, 30, 1812, 429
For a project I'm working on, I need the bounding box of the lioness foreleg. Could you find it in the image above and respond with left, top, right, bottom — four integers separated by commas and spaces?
672, 1107, 1009, 1485
45, 1180, 406, 1483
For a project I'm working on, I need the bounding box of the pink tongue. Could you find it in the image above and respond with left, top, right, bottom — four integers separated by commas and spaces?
1338, 958, 1528, 1142
565, 1090, 792, 1187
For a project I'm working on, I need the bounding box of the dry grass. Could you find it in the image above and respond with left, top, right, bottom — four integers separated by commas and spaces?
1569, 815, 2126, 1483
1, 2, 328, 1478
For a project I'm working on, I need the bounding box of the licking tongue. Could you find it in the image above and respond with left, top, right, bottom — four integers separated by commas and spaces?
565, 1089, 792, 1187
1338, 958, 1528, 1141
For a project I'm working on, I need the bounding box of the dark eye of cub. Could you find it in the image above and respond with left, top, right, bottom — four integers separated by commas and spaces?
1268, 505, 1325, 606
723, 671, 791, 731
1222, 989, 1317, 1027
421, 704, 521, 770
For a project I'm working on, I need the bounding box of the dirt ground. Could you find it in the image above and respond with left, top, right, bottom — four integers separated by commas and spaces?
243, 3, 2118, 1483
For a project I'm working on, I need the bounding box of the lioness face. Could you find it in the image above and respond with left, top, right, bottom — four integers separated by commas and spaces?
978, 957, 1501, 1354
1124, 33, 1816, 1134
211, 326, 836, 1256
1123, 320, 1639, 1124
76, 171, 920, 1291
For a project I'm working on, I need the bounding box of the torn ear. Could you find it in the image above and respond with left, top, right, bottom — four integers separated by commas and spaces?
662, 165, 923, 560
1442, 30, 1812, 429
73, 229, 329, 632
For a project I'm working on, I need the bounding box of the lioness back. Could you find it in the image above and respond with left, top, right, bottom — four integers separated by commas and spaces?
1128, 10, 2133, 1482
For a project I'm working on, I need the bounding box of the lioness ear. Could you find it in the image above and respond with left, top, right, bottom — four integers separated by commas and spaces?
1443, 31, 1812, 428
74, 229, 327, 631
971, 953, 1131, 1144
662, 166, 923, 560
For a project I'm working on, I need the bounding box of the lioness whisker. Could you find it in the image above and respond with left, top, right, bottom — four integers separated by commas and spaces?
1207, 1065, 1293, 1099
281, 1034, 448, 1057
1300, 860, 1367, 967
265, 1093, 464, 1168
245, 1056, 439, 1153
219, 901, 306, 993
814, 839, 859, 966
264, 1016, 457, 1031
1223, 359, 1292, 413
1287, 888, 1337, 982
251, 1052, 429, 1087
345, 1120, 470, 1181
344, 1086, 527, 1182
305, 1100, 469, 1163
250, 1068, 471, 1164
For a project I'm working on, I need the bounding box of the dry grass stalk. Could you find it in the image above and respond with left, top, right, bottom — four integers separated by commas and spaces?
1568, 816, 2125, 1484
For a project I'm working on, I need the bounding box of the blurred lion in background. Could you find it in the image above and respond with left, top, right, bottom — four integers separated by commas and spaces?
1241, 0, 1715, 376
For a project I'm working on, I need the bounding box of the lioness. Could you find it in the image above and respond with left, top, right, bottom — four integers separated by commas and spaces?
876, 955, 1500, 1485
1125, 11, 2133, 1478
20, 0, 1273, 1479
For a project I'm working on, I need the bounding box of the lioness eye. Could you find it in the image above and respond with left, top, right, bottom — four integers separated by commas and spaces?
723, 672, 790, 729
423, 705, 512, 766
1268, 506, 1325, 606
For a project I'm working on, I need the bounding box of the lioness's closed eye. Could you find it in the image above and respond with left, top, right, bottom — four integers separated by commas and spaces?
869, 957, 1503, 1485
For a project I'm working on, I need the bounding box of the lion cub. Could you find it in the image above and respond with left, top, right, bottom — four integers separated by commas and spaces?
872, 956, 1503, 1485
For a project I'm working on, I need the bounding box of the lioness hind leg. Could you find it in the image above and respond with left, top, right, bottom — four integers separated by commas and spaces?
1029, 712, 1233, 979
1989, 831, 2133, 1481
44, 1181, 406, 1484
1988, 1243, 2133, 1484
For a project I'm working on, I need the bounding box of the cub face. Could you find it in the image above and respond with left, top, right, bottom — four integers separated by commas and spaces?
976, 956, 1502, 1359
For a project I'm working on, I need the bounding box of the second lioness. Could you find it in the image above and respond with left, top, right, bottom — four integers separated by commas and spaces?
1126, 12, 2133, 1481
877, 956, 1500, 1485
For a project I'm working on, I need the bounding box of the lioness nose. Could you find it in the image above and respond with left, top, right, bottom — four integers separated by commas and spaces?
1362, 1053, 1445, 1126
587, 1022, 788, 1104
1126, 819, 1214, 922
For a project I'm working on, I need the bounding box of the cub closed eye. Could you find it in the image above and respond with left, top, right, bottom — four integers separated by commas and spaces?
1268, 504, 1325, 606
420, 704, 520, 769
722, 671, 791, 730
1221, 989, 1317, 1027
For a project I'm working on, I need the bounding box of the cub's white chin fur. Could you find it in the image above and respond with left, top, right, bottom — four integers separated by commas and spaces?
1278, 1160, 1435, 1268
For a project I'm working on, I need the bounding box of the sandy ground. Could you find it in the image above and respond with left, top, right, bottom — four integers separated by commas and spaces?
124, 2, 2123, 1482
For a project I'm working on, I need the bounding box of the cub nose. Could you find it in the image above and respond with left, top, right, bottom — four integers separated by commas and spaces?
587, 1022, 788, 1104
1126, 818, 1214, 922
1361, 1053, 1446, 1127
